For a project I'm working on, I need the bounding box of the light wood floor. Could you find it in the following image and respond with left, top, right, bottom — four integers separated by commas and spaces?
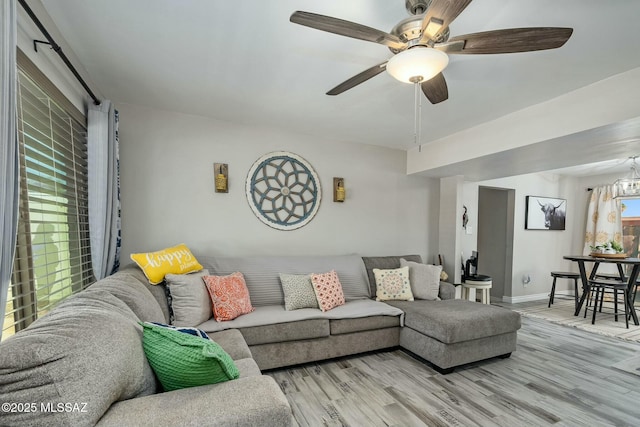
267, 316, 640, 427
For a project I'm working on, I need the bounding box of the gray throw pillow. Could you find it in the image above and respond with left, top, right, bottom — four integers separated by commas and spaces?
400, 259, 441, 300
279, 273, 319, 310
165, 269, 211, 326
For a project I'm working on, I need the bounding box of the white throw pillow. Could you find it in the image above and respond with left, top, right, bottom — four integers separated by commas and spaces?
165, 269, 211, 326
400, 259, 441, 300
373, 266, 414, 301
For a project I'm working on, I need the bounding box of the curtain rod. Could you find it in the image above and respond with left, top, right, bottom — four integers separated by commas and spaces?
18, 0, 101, 106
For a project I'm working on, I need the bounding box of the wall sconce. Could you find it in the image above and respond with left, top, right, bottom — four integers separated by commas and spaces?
214, 163, 228, 193
333, 177, 345, 202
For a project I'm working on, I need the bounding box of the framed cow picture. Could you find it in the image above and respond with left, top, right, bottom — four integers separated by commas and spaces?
525, 196, 566, 230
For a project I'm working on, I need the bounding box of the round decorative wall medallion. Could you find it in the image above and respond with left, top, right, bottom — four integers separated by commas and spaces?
245, 152, 322, 230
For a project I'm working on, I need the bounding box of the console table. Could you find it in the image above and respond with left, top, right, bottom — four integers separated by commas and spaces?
563, 255, 639, 325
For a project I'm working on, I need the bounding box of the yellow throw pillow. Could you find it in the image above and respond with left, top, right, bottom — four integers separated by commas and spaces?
130, 244, 203, 285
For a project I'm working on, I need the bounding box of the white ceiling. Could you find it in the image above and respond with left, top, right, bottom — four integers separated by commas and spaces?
547, 158, 632, 177
38, 0, 640, 174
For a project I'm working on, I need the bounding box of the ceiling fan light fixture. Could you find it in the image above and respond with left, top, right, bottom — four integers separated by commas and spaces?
386, 47, 449, 84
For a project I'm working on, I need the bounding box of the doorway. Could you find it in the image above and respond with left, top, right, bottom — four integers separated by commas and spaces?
477, 186, 515, 301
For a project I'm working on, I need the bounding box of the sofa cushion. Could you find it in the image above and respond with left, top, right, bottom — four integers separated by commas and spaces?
250, 329, 401, 371
203, 272, 255, 321
87, 269, 165, 322
208, 329, 253, 360
240, 319, 330, 345
0, 290, 157, 427
280, 273, 319, 310
141, 322, 239, 391
362, 255, 422, 298
198, 255, 371, 306
374, 266, 414, 301
96, 376, 292, 427
235, 357, 262, 378
330, 315, 401, 335
438, 282, 457, 301
196, 300, 403, 334
400, 259, 441, 300
311, 270, 346, 312
386, 299, 521, 344
165, 269, 211, 326
119, 264, 172, 323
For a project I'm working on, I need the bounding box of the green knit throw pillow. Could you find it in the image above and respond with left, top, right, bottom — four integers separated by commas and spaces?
140, 322, 239, 391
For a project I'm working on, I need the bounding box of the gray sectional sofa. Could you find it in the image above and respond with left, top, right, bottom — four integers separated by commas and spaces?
0, 254, 521, 426
0, 266, 292, 427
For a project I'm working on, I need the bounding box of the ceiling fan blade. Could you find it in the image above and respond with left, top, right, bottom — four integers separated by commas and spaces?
421, 73, 448, 104
434, 40, 465, 53
327, 62, 388, 96
420, 0, 474, 43
290, 11, 406, 50
449, 27, 573, 54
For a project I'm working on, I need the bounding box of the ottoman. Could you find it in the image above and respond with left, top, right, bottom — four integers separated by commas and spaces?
387, 299, 521, 374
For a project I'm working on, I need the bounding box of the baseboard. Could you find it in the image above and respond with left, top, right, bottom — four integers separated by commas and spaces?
502, 290, 575, 304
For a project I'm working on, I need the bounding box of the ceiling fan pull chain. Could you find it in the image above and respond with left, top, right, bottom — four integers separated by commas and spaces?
414, 81, 422, 152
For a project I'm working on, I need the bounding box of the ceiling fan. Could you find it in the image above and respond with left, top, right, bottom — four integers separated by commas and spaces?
290, 0, 573, 104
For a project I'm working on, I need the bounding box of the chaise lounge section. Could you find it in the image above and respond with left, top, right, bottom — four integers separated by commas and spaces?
362, 256, 521, 373
389, 299, 520, 373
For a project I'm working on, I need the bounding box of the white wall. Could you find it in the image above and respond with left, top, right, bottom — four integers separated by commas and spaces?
118, 103, 439, 262
462, 185, 479, 262
462, 172, 578, 301
439, 176, 464, 283
16, 0, 100, 113
461, 171, 632, 302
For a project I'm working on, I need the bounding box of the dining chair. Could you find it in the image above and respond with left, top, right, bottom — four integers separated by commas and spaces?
593, 272, 626, 281
630, 280, 640, 321
585, 278, 629, 328
548, 271, 580, 308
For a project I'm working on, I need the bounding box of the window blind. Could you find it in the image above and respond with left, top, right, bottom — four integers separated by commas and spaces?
2, 54, 93, 339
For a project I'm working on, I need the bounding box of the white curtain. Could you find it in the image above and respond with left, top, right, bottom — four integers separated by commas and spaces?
583, 185, 623, 253
88, 100, 121, 280
0, 0, 18, 340
583, 185, 623, 274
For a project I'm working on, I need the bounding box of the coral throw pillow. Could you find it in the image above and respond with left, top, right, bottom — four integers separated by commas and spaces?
203, 272, 255, 322
310, 270, 345, 312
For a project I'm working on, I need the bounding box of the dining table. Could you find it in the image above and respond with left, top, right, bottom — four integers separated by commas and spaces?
564, 255, 639, 325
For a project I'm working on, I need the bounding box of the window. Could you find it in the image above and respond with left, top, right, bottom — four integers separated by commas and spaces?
621, 198, 640, 307
621, 198, 640, 258
2, 52, 94, 340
